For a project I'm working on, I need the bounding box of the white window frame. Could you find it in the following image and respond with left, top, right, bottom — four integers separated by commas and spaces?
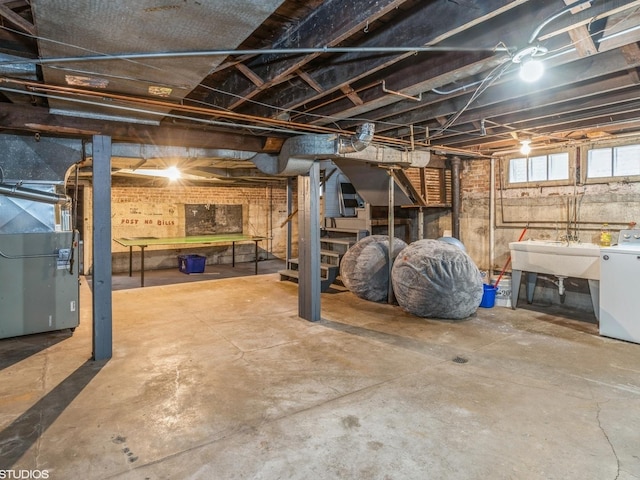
584, 140, 640, 183
505, 147, 573, 187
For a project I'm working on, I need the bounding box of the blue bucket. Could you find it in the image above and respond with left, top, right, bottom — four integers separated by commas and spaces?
479, 284, 497, 308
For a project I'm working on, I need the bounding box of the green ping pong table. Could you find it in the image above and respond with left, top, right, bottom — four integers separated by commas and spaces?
113, 234, 265, 287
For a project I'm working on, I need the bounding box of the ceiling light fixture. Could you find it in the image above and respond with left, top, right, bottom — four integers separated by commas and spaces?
512, 45, 548, 83
166, 166, 181, 181
519, 139, 532, 156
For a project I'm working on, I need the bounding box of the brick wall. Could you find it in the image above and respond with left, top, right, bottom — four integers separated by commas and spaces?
462, 159, 491, 195
83, 182, 293, 274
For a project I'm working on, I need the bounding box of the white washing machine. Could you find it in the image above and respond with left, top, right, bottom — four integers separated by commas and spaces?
599, 229, 640, 344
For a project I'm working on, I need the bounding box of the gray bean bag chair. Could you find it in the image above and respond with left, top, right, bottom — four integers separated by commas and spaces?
391, 239, 483, 319
340, 235, 408, 302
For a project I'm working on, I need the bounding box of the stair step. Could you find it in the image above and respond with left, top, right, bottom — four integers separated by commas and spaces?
288, 259, 340, 271
278, 267, 340, 293
322, 227, 364, 235
279, 268, 300, 279
279, 268, 334, 280
320, 249, 341, 258
320, 237, 355, 246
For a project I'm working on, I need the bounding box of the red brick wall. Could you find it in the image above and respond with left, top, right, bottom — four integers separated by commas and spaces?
462, 159, 491, 195
83, 182, 293, 273
111, 184, 287, 204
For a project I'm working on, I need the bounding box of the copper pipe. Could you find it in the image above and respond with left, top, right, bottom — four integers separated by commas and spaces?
0, 77, 489, 156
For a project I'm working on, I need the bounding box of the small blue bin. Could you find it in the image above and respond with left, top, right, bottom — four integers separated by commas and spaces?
479, 284, 497, 308
178, 254, 206, 274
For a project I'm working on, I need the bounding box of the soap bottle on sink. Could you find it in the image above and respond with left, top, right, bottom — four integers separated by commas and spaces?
600, 223, 611, 247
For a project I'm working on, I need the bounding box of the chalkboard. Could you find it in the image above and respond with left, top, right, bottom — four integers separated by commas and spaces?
184, 204, 243, 236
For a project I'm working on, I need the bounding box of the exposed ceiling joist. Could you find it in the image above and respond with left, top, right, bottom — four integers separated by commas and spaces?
1, 0, 640, 167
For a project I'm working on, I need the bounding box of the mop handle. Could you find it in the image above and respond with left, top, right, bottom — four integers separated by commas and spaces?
494, 226, 528, 287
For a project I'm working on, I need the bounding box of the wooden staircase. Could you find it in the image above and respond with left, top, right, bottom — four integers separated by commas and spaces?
279, 228, 361, 292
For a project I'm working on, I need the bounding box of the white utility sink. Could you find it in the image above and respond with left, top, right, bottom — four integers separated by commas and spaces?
509, 240, 601, 280
508, 240, 601, 318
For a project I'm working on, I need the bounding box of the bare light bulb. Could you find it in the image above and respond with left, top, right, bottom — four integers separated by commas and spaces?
166, 166, 181, 181
519, 59, 544, 82
520, 140, 532, 155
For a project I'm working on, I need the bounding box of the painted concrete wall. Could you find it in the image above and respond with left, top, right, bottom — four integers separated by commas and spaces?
460, 155, 640, 314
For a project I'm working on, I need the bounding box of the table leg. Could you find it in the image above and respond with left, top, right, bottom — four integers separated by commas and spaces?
232, 241, 236, 267
254, 240, 259, 275
140, 245, 146, 287
128, 246, 133, 277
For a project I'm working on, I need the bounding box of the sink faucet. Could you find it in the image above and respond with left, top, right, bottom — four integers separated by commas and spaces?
558, 233, 580, 245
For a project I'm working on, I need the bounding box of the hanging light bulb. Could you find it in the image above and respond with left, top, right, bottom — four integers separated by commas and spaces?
519, 58, 544, 82
519, 139, 532, 156
512, 45, 548, 83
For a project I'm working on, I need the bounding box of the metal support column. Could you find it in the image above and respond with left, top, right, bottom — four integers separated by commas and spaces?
388, 169, 396, 305
297, 162, 321, 321
286, 177, 293, 264
418, 206, 424, 240
450, 156, 462, 240
92, 135, 113, 361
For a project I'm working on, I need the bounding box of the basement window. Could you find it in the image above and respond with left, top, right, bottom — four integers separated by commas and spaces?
508, 152, 569, 184
587, 144, 640, 179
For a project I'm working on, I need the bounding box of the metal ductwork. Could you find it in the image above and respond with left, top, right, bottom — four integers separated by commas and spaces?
251, 134, 339, 176
0, 183, 70, 205
252, 123, 430, 176
339, 123, 375, 153
0, 135, 79, 234
0, 135, 83, 182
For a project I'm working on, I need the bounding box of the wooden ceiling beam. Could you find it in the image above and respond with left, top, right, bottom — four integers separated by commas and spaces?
200, 0, 413, 111
0, 103, 274, 152
340, 84, 364, 106
441, 108, 640, 151
537, 0, 640, 42
562, 0, 598, 56
430, 87, 640, 147
284, 2, 578, 127
347, 27, 640, 137
297, 69, 324, 93
0, 3, 35, 35
567, 26, 599, 56
237, 0, 530, 120
235, 64, 265, 88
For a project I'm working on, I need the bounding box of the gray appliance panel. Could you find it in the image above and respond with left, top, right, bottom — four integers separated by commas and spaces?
0, 232, 79, 339
599, 246, 640, 344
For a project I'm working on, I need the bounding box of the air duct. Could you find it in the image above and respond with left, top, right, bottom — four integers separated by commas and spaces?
339, 123, 375, 153
252, 123, 430, 176
0, 183, 70, 205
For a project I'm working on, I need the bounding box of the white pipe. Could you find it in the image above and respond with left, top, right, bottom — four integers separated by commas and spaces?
0, 46, 510, 67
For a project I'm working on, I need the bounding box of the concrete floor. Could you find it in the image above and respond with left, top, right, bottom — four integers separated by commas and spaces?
1, 269, 639, 479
